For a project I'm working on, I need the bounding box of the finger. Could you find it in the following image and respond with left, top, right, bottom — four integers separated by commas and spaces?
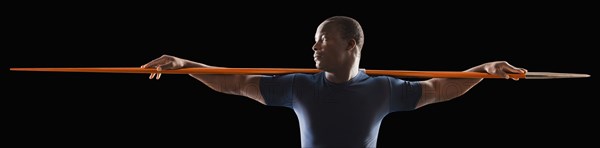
512, 68, 527, 80
155, 67, 162, 80
149, 73, 156, 79
495, 70, 510, 79
500, 63, 526, 80
498, 62, 519, 73
502, 62, 527, 74
142, 63, 154, 69
504, 66, 526, 74
144, 58, 169, 69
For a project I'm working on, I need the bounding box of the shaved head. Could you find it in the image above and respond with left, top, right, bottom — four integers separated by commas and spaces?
323, 16, 365, 50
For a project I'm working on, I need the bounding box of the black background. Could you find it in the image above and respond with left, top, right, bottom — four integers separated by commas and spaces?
8, 3, 597, 147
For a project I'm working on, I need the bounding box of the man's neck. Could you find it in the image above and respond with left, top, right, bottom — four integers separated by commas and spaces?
325, 61, 360, 84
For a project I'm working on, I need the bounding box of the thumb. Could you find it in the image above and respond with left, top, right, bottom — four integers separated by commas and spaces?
503, 66, 526, 74
156, 62, 176, 71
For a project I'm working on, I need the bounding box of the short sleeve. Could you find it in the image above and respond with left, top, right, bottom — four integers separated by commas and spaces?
388, 77, 422, 112
260, 74, 295, 108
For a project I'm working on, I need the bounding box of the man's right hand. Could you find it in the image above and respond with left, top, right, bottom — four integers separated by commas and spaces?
141, 55, 188, 80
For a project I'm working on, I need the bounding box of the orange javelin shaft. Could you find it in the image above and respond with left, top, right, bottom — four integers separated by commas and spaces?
9, 67, 525, 79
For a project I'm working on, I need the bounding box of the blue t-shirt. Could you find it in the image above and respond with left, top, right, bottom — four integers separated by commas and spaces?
260, 71, 422, 148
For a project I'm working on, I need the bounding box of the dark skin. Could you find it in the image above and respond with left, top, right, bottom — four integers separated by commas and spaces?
141, 20, 527, 109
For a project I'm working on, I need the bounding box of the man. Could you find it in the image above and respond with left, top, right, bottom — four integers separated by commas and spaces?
141, 16, 526, 147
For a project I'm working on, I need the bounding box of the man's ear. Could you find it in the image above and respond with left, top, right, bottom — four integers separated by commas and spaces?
346, 39, 357, 51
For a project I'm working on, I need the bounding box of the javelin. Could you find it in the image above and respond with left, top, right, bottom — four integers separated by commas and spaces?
9, 67, 590, 79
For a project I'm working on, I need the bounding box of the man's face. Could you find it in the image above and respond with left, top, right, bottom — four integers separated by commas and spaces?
312, 22, 348, 71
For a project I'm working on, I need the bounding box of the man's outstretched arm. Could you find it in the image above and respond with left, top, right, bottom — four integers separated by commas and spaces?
416, 61, 527, 109
142, 55, 266, 105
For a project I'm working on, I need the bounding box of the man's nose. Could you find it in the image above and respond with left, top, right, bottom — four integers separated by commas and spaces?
312, 42, 319, 51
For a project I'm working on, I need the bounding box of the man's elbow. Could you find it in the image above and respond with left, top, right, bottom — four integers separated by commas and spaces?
214, 86, 241, 96
437, 92, 465, 102
435, 79, 479, 101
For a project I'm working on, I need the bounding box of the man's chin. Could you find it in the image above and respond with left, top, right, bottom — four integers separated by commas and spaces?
315, 64, 325, 71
